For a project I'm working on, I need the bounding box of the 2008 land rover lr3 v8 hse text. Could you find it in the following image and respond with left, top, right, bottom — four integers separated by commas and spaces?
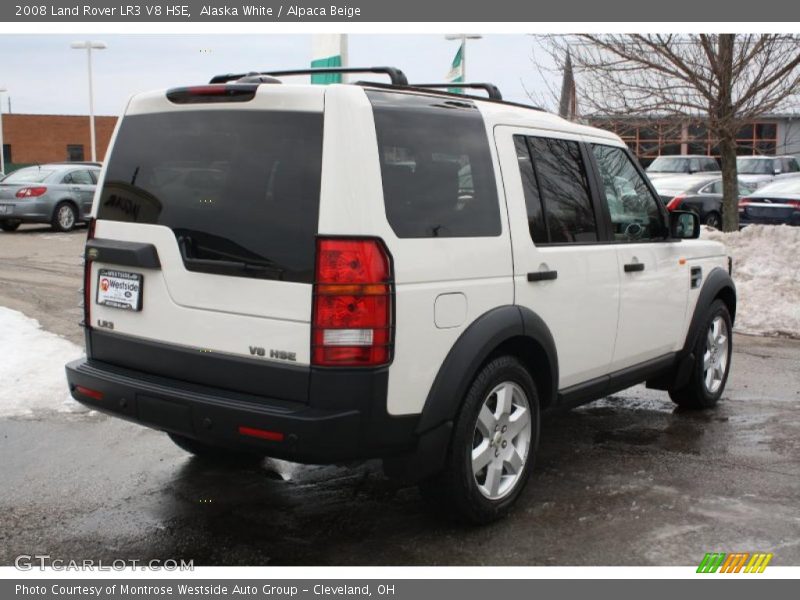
66, 67, 735, 523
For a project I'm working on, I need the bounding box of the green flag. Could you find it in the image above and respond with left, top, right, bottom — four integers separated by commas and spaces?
447, 41, 465, 94
311, 34, 347, 84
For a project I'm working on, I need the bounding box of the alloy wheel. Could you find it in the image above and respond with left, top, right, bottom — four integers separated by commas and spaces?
471, 381, 532, 500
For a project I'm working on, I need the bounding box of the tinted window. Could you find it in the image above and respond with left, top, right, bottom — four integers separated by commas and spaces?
513, 135, 548, 244
368, 91, 501, 238
592, 144, 665, 242
98, 110, 323, 283
527, 136, 597, 243
701, 158, 719, 171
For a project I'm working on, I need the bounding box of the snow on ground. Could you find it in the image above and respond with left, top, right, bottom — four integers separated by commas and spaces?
0, 307, 88, 417
701, 224, 800, 338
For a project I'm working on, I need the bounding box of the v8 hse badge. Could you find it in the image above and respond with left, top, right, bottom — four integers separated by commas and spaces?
96, 269, 143, 311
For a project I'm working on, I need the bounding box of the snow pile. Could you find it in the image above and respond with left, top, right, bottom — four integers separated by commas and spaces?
701, 225, 800, 338
0, 307, 88, 417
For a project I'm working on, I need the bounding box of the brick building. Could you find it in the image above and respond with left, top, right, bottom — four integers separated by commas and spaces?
1, 114, 118, 170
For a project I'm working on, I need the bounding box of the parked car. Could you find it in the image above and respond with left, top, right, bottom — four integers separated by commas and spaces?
654, 175, 758, 228
736, 155, 800, 187
739, 177, 800, 227
645, 155, 720, 180
65, 67, 735, 523
0, 163, 101, 232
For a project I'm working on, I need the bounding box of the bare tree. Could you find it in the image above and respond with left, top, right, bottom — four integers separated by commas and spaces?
535, 34, 800, 231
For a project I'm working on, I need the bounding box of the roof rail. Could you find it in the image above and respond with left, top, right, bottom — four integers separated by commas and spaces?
210, 66, 409, 86
411, 83, 502, 100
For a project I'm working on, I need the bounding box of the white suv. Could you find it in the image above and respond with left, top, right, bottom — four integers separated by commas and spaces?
65, 67, 736, 523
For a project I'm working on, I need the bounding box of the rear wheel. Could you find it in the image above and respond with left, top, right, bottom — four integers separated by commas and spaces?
51, 202, 77, 232
167, 432, 265, 464
420, 356, 539, 524
704, 211, 722, 228
669, 300, 732, 409
0, 220, 21, 232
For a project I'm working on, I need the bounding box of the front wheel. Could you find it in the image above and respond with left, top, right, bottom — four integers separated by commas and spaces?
420, 356, 540, 524
704, 211, 722, 229
669, 300, 732, 409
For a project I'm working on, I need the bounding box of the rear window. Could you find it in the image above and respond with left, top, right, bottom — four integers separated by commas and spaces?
3, 167, 55, 183
367, 90, 501, 238
97, 110, 323, 283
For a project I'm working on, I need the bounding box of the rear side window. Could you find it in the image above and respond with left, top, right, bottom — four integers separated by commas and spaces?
367, 90, 501, 238
97, 110, 323, 283
524, 136, 597, 244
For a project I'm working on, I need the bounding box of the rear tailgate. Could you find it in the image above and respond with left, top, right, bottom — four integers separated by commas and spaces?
86, 85, 325, 402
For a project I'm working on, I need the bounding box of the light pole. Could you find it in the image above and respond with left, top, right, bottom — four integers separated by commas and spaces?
0, 87, 6, 175
445, 34, 483, 82
70, 41, 106, 163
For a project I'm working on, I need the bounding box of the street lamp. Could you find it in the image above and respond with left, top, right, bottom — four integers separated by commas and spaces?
0, 87, 6, 176
70, 41, 106, 163
444, 34, 483, 82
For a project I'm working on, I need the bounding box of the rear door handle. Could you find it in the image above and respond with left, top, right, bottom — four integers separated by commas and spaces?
624, 263, 645, 273
527, 270, 558, 282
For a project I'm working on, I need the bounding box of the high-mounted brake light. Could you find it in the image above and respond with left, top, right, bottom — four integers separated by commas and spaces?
666, 195, 685, 211
82, 218, 96, 329
16, 186, 48, 198
312, 238, 393, 367
166, 84, 258, 104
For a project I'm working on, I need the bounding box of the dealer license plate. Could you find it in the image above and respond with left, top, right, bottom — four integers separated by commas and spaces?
0, 204, 11, 214
96, 269, 143, 311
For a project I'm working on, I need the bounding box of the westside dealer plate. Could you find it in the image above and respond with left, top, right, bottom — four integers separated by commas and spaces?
96, 269, 143, 311
0, 204, 11, 214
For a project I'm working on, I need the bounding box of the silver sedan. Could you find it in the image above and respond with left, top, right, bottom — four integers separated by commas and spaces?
0, 162, 100, 232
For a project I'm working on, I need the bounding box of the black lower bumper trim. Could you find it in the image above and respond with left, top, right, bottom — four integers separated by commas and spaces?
65, 358, 418, 463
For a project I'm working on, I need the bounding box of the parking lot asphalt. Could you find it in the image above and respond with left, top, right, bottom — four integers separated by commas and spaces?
1, 225, 799, 566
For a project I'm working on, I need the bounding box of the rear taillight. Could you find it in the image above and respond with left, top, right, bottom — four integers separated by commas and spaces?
666, 195, 685, 211
786, 200, 800, 208
312, 238, 393, 367
83, 218, 96, 329
739, 198, 752, 210
16, 186, 47, 198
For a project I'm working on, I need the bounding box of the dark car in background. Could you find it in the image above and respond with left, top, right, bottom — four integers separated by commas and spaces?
0, 162, 101, 232
739, 178, 800, 227
653, 175, 758, 228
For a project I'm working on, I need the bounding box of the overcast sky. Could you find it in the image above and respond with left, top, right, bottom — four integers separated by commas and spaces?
0, 34, 558, 116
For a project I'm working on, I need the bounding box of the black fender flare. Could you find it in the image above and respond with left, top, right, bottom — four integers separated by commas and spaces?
683, 267, 736, 355
416, 305, 558, 434
658, 266, 736, 391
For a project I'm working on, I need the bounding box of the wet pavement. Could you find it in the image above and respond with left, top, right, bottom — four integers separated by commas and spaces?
1, 226, 799, 566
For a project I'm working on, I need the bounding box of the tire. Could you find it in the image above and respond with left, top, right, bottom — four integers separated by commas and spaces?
420, 355, 540, 524
167, 432, 265, 464
0, 220, 21, 232
51, 202, 78, 232
669, 299, 733, 409
704, 212, 722, 229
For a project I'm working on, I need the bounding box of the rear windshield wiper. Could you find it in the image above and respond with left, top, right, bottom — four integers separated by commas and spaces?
178, 235, 284, 279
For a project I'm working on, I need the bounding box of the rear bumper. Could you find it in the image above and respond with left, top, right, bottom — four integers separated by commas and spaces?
66, 357, 418, 463
0, 200, 54, 222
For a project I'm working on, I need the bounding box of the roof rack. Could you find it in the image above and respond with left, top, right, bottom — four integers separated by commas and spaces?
358, 81, 546, 113
210, 66, 409, 86
411, 83, 502, 100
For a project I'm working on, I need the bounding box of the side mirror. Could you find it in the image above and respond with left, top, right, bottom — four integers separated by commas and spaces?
670, 210, 700, 239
